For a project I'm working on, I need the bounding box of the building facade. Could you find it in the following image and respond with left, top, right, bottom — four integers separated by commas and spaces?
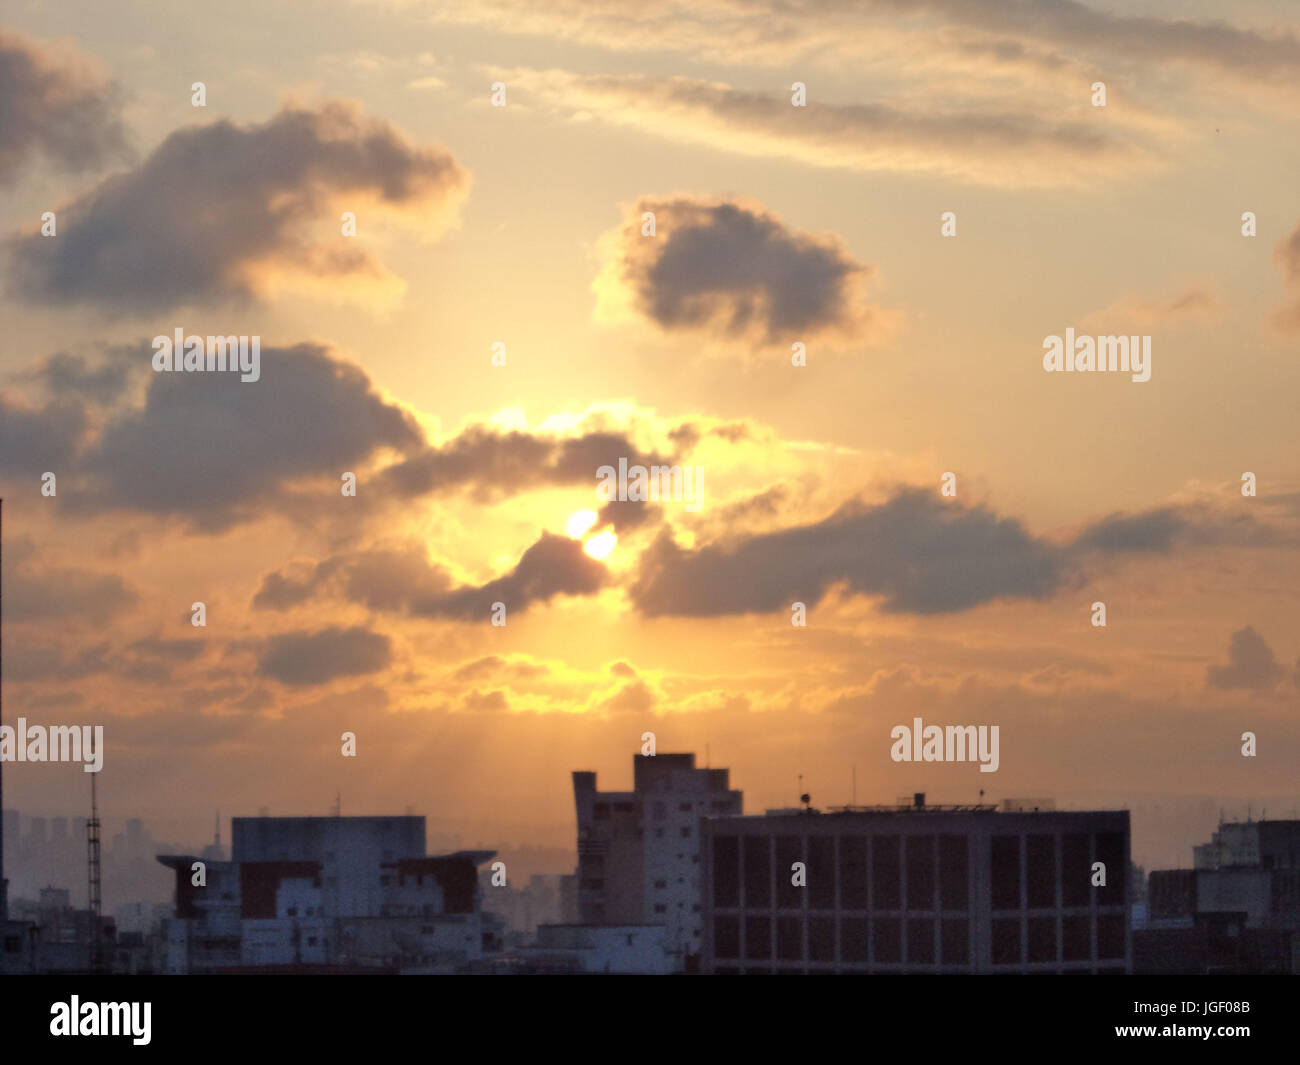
574, 753, 743, 968
701, 802, 1131, 973
157, 815, 499, 972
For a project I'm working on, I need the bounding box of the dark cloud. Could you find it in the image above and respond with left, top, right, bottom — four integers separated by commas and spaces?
1071, 507, 1186, 553
2, 537, 136, 623
5, 100, 468, 311
0, 394, 87, 478
6, 641, 110, 682
0, 29, 129, 185
258, 625, 392, 686
255, 532, 610, 620
1070, 504, 1294, 553
597, 497, 663, 533
71, 343, 423, 527
607, 196, 882, 346
14, 345, 141, 404
377, 426, 669, 501
1206, 626, 1283, 690
629, 488, 1068, 617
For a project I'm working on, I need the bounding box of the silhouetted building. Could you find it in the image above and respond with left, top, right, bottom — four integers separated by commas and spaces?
1138, 818, 1300, 973
701, 799, 1131, 973
574, 753, 742, 968
157, 815, 501, 973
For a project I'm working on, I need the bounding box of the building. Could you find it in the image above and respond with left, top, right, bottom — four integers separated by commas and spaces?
700, 796, 1131, 973
573, 753, 743, 969
1138, 818, 1300, 973
156, 815, 501, 973
516, 924, 674, 974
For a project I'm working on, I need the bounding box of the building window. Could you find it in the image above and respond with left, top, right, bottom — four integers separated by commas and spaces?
679, 802, 693, 812
652, 802, 666, 821
1062, 915, 1090, 962
1027, 834, 1056, 909
746, 916, 772, 961
287, 907, 297, 917
842, 917, 868, 963
1097, 914, 1125, 960
906, 918, 935, 965
809, 835, 835, 910
941, 918, 969, 965
681, 827, 691, 838
715, 916, 740, 959
776, 836, 803, 911
654, 880, 667, 889
1094, 833, 1126, 907
655, 828, 665, 839
992, 918, 1021, 965
839, 836, 868, 910
872, 918, 901, 963
991, 835, 1021, 911
713, 836, 740, 908
1062, 833, 1090, 907
906, 836, 936, 912
873, 836, 901, 910
594, 803, 610, 821
1027, 915, 1056, 963
776, 916, 802, 962
938, 835, 968, 911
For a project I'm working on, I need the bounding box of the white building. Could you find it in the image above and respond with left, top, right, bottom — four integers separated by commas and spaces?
574, 753, 743, 970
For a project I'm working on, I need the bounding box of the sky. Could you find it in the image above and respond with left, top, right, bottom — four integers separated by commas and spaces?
1, 0, 1298, 886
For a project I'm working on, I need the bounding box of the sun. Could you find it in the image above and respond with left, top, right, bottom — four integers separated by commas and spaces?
567, 509, 599, 538
583, 529, 617, 560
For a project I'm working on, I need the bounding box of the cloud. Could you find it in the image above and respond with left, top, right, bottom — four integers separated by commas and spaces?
0, 393, 87, 478
1206, 626, 1283, 690
513, 70, 1157, 188
257, 625, 392, 686
1081, 284, 1220, 327
1070, 504, 1295, 554
5, 100, 469, 312
629, 488, 1068, 617
70, 343, 424, 526
0, 29, 129, 185
2, 537, 136, 624
597, 196, 885, 347
413, 0, 1300, 87
375, 425, 669, 501
254, 532, 610, 619
13, 344, 143, 404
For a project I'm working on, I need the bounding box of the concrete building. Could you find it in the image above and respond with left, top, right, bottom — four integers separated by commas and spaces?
700, 797, 1131, 973
157, 815, 500, 973
574, 753, 742, 969
1139, 818, 1300, 973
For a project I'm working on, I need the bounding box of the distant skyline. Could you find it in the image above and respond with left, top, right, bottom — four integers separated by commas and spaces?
1, 1, 1297, 884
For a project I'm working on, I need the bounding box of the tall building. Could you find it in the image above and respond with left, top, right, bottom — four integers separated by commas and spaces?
573, 753, 742, 967
157, 815, 501, 972
700, 797, 1131, 973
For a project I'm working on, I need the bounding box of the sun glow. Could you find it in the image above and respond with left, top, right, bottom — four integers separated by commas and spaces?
567, 509, 599, 538
583, 529, 617, 559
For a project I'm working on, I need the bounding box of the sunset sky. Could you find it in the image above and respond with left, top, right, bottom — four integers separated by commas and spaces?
2, 0, 1299, 881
